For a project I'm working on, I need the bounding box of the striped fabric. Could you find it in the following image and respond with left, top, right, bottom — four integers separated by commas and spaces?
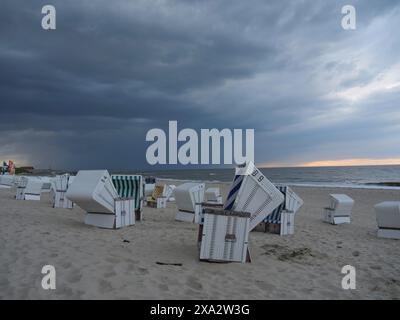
112, 175, 143, 210
264, 185, 287, 224
223, 174, 245, 210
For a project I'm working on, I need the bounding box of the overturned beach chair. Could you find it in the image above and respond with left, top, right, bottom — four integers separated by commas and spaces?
0, 175, 15, 188
375, 201, 400, 239
66, 170, 136, 229
205, 187, 223, 204
323, 194, 354, 225
53, 174, 74, 209
174, 182, 205, 222
256, 185, 303, 236
112, 174, 143, 221
199, 162, 284, 263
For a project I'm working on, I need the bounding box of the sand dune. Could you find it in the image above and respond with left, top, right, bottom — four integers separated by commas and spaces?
0, 185, 399, 299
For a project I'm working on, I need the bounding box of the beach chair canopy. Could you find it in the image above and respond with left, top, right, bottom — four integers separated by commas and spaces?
66, 170, 118, 214
205, 187, 221, 202
25, 179, 44, 195
375, 201, 400, 230
54, 174, 70, 192
264, 185, 303, 224
224, 162, 284, 230
112, 174, 143, 209
329, 194, 354, 213
174, 182, 205, 212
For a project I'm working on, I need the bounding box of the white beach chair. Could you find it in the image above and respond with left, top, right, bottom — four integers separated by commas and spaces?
375, 201, 400, 239
16, 177, 28, 200
323, 194, 354, 225
0, 175, 15, 188
260, 185, 304, 236
53, 174, 74, 209
200, 209, 251, 263
66, 170, 136, 229
174, 182, 205, 222
223, 162, 285, 230
205, 187, 222, 204
112, 174, 143, 221
23, 179, 44, 201
199, 162, 284, 263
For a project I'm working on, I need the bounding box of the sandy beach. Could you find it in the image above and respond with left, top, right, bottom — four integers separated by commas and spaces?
0, 183, 399, 300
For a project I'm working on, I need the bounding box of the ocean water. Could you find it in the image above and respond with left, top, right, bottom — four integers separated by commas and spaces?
132, 165, 400, 188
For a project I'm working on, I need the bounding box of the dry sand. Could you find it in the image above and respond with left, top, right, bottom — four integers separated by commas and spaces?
0, 184, 399, 299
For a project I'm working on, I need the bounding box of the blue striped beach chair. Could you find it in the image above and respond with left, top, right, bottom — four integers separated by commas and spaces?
198, 162, 284, 263
262, 185, 303, 235
112, 175, 144, 221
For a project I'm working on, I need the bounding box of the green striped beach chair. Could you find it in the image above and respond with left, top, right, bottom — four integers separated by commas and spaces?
112, 175, 144, 221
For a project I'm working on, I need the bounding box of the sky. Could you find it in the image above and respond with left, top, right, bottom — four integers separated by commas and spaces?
1, 0, 400, 170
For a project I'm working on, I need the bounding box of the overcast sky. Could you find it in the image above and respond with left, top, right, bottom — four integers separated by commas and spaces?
1, 0, 399, 170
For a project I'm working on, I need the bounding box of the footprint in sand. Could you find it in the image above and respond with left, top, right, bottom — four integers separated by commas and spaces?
137, 267, 149, 275
66, 270, 82, 283
98, 279, 113, 294
104, 271, 117, 278
105, 257, 120, 264
158, 283, 169, 292
61, 261, 72, 269
186, 276, 203, 291
369, 265, 382, 270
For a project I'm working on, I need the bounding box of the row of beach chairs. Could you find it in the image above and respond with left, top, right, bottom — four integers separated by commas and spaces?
1, 161, 399, 264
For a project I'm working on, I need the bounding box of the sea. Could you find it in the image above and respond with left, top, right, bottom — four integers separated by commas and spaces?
132, 165, 400, 189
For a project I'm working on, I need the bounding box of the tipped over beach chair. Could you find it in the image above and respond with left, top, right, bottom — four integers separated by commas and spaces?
256, 185, 303, 236
375, 201, 400, 239
199, 162, 284, 263
323, 194, 354, 225
112, 174, 143, 221
205, 187, 222, 204
66, 170, 136, 229
53, 174, 74, 209
174, 182, 205, 222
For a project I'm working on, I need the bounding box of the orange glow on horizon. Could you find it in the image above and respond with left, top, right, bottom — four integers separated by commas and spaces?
259, 158, 400, 168
300, 158, 400, 167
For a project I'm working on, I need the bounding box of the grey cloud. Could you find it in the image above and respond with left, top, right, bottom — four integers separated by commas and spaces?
0, 0, 399, 169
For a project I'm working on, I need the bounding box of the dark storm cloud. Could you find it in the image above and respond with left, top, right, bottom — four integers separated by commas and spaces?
0, 0, 399, 169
